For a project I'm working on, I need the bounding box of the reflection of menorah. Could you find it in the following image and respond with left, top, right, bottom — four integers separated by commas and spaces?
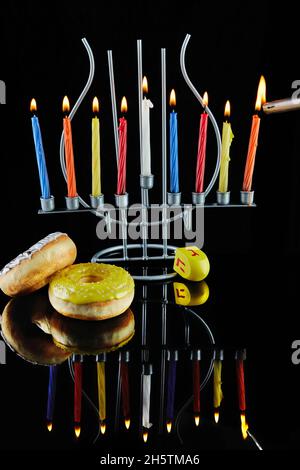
36, 35, 256, 281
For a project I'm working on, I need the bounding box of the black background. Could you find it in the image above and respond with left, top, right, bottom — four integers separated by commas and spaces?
0, 0, 300, 456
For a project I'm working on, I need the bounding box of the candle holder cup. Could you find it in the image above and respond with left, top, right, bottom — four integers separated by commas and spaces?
216, 191, 230, 205
240, 190, 254, 205
115, 192, 129, 209
192, 191, 205, 206
167, 192, 181, 206
140, 175, 154, 190
235, 349, 247, 360
65, 196, 80, 210
190, 349, 201, 361
40, 196, 55, 212
90, 194, 105, 209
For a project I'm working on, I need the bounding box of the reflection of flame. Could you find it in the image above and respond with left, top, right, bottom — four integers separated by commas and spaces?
240, 413, 249, 440
47, 421, 53, 432
255, 75, 266, 111
143, 431, 148, 443
125, 418, 131, 430
121, 96, 128, 114
166, 420, 172, 433
30, 98, 37, 112
100, 422, 106, 435
214, 410, 220, 423
74, 424, 81, 438
194, 415, 200, 427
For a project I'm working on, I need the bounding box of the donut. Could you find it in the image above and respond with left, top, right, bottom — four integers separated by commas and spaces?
0, 232, 77, 297
49, 263, 134, 321
1, 294, 71, 365
47, 308, 135, 354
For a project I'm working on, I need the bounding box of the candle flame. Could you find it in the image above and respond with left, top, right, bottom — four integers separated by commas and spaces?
100, 422, 106, 435
143, 431, 148, 443
194, 415, 200, 427
224, 100, 230, 118
63, 96, 70, 113
170, 89, 176, 107
74, 424, 81, 438
125, 418, 131, 430
93, 96, 99, 113
47, 421, 53, 432
255, 75, 266, 111
142, 76, 148, 94
203, 91, 208, 107
121, 96, 128, 114
30, 98, 37, 112
166, 420, 172, 433
240, 413, 249, 440
214, 410, 220, 424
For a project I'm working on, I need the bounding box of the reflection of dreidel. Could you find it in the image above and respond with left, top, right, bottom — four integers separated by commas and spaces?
173, 281, 209, 306
173, 246, 210, 281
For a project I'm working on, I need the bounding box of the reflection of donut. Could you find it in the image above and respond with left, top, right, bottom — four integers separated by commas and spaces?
0, 294, 71, 365
47, 308, 135, 354
0, 233, 77, 296
49, 263, 134, 320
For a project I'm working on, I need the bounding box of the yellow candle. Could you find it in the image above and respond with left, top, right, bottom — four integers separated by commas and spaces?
218, 100, 234, 193
92, 97, 101, 196
213, 360, 223, 408
97, 362, 106, 422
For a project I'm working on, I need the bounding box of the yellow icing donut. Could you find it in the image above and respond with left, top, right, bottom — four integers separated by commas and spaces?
49, 263, 135, 321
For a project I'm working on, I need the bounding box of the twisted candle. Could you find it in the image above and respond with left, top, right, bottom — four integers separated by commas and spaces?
170, 104, 179, 193
195, 97, 208, 193
46, 365, 57, 430
97, 362, 106, 422
74, 361, 82, 429
193, 360, 200, 415
236, 359, 246, 412
166, 359, 177, 424
242, 116, 260, 192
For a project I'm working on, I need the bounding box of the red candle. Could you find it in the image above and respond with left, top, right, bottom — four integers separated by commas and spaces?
63, 96, 77, 198
195, 92, 208, 193
74, 361, 82, 437
120, 361, 130, 428
242, 76, 266, 192
236, 358, 246, 412
117, 97, 128, 195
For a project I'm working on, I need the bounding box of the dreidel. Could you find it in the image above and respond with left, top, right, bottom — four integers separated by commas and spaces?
173, 281, 209, 306
173, 246, 210, 281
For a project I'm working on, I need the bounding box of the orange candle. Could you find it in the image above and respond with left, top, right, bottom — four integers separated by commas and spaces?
63, 96, 77, 197
242, 76, 266, 192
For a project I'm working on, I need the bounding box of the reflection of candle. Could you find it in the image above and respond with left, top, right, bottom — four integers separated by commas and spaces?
92, 97, 101, 197
166, 351, 178, 433
195, 92, 208, 193
63, 96, 77, 198
46, 365, 57, 432
242, 76, 266, 191
169, 89, 179, 193
116, 97, 127, 195
30, 98, 51, 199
141, 77, 153, 176
97, 356, 106, 434
213, 350, 224, 423
192, 353, 201, 426
218, 101, 234, 192
121, 361, 130, 429
236, 349, 248, 439
74, 359, 82, 438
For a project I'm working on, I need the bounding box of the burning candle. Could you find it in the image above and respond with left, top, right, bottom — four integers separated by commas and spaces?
169, 89, 179, 193
242, 76, 266, 192
235, 349, 248, 439
195, 92, 208, 193
30, 99, 51, 199
46, 365, 57, 432
213, 350, 224, 423
166, 350, 178, 433
74, 357, 82, 438
120, 359, 131, 429
92, 97, 101, 197
142, 363, 153, 441
96, 354, 106, 434
116, 97, 128, 195
218, 101, 234, 193
141, 77, 154, 176
63, 96, 77, 198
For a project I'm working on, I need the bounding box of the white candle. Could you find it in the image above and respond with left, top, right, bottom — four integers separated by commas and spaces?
141, 76, 153, 176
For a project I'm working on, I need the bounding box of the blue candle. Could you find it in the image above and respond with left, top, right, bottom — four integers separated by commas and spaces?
169, 90, 179, 193
30, 99, 51, 199
166, 358, 177, 421
46, 365, 57, 430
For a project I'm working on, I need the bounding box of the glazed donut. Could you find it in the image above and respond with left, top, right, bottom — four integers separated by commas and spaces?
49, 263, 134, 320
1, 294, 71, 365
0, 233, 77, 297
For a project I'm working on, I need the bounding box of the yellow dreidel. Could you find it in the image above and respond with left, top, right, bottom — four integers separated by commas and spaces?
173, 246, 210, 281
173, 281, 209, 306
